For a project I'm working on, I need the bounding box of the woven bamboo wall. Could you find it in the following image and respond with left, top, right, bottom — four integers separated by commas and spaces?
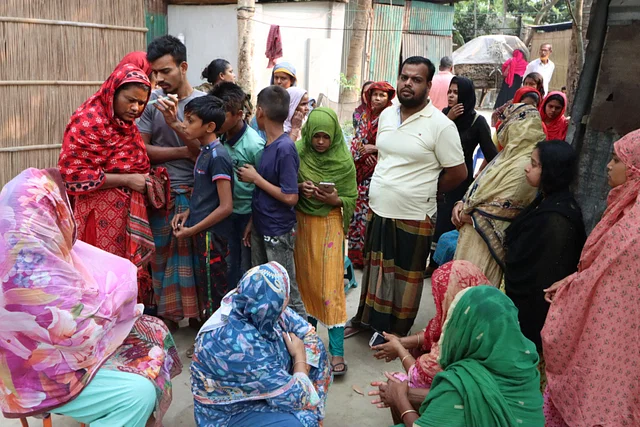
0, 0, 147, 187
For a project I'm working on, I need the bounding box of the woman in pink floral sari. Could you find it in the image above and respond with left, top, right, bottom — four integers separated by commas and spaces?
0, 168, 181, 426
542, 129, 640, 426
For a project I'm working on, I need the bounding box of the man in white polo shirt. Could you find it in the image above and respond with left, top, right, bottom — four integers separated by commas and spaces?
344, 56, 467, 338
524, 43, 555, 95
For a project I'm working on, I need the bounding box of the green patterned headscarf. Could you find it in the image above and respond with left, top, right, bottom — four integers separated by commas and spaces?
295, 107, 357, 233
415, 286, 544, 427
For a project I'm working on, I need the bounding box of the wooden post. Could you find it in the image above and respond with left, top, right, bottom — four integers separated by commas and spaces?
237, 0, 255, 102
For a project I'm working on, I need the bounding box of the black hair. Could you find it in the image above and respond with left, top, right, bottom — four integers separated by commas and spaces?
545, 94, 565, 108
257, 85, 290, 123
147, 35, 187, 65
521, 92, 541, 107
400, 56, 436, 82
184, 95, 226, 131
114, 82, 150, 99
202, 59, 231, 84
524, 72, 545, 98
536, 140, 577, 194
209, 82, 246, 113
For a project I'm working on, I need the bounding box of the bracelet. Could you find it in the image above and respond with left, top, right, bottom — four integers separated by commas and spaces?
400, 409, 418, 420
401, 354, 411, 364
293, 361, 308, 368
416, 333, 422, 347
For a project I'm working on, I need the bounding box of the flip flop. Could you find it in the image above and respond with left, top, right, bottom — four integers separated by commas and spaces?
186, 344, 195, 359
331, 362, 348, 377
344, 320, 362, 339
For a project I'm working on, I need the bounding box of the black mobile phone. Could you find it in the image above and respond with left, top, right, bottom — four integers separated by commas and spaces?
369, 332, 387, 348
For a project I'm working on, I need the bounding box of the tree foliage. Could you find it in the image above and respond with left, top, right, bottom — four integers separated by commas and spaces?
454, 0, 573, 43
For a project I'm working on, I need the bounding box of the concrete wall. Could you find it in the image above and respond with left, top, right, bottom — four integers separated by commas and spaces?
168, 4, 239, 86
168, 2, 345, 100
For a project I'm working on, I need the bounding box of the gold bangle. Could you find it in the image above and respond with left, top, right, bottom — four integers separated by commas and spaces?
293, 361, 308, 368
400, 409, 418, 420
416, 333, 421, 347
401, 354, 411, 364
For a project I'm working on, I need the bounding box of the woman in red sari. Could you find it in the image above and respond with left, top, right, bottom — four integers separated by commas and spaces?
58, 63, 156, 303
539, 91, 569, 141
347, 81, 395, 268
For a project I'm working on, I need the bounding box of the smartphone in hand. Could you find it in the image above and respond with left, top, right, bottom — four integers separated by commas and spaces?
318, 182, 336, 193
369, 331, 387, 348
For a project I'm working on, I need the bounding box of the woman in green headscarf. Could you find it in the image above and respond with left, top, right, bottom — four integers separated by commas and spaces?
294, 107, 357, 376
375, 286, 544, 427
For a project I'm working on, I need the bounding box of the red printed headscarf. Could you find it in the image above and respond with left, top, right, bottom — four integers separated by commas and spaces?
421, 260, 489, 352
59, 64, 151, 194
116, 51, 153, 77
364, 81, 396, 142
539, 91, 568, 141
513, 86, 541, 104
503, 49, 529, 88
542, 129, 640, 426
408, 261, 489, 389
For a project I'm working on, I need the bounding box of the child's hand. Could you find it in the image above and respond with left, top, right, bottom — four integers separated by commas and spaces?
237, 164, 259, 184
173, 224, 194, 239
242, 221, 252, 247
171, 210, 189, 231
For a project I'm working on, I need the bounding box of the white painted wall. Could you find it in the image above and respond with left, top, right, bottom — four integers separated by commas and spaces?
168, 4, 238, 87
252, 2, 345, 100
167, 2, 345, 100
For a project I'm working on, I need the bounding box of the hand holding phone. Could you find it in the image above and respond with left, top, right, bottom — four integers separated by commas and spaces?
369, 332, 387, 348
317, 182, 336, 193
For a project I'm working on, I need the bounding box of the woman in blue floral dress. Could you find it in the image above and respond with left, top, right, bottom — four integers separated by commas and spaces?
190, 262, 331, 427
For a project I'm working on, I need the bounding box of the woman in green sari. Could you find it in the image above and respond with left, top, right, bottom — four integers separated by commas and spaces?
294, 107, 357, 376
374, 286, 544, 427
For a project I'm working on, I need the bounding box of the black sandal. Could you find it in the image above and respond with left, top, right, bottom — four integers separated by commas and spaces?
186, 344, 195, 358
331, 361, 348, 377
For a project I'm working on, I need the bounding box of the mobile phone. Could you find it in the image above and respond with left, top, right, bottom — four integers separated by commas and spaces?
369, 332, 387, 348
318, 182, 336, 193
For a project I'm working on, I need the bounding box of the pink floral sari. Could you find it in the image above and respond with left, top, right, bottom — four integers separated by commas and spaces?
542, 130, 640, 426
0, 168, 180, 423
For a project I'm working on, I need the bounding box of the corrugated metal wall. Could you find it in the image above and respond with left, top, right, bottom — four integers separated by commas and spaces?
402, 1, 453, 63
367, 4, 404, 83
341, 1, 454, 84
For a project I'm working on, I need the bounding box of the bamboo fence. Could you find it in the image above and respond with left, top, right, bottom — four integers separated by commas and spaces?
0, 0, 147, 187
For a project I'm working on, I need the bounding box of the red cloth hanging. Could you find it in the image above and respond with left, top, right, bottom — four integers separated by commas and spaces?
265, 25, 283, 68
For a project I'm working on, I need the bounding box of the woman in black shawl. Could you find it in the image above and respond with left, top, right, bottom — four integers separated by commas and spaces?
427, 77, 498, 274
504, 140, 586, 354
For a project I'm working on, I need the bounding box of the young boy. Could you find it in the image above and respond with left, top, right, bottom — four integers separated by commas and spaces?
209, 82, 265, 289
237, 85, 307, 318
171, 95, 233, 322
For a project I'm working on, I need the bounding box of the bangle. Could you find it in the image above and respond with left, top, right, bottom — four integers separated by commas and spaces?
401, 354, 411, 364
293, 361, 308, 368
416, 334, 421, 347
400, 409, 418, 420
